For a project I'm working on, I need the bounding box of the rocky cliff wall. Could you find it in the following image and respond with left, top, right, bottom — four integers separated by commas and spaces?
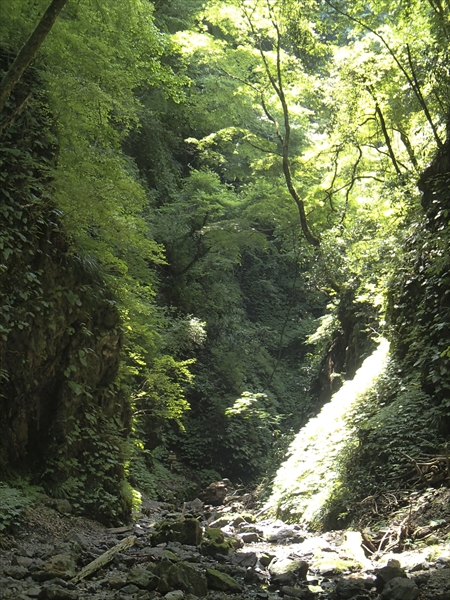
0, 55, 131, 523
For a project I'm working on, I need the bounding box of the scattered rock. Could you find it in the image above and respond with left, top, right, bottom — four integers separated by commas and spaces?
381, 577, 420, 600
231, 551, 258, 567
2, 489, 450, 600
200, 527, 234, 556
198, 480, 233, 506
165, 561, 207, 597
38, 584, 79, 600
336, 577, 368, 599
375, 563, 408, 592
33, 554, 77, 581
126, 565, 158, 590
206, 567, 242, 592
150, 518, 202, 546
269, 557, 309, 586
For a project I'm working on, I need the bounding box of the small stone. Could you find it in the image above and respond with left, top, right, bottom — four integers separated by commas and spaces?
269, 557, 309, 586
17, 547, 35, 558
13, 555, 34, 568
109, 575, 127, 589
164, 561, 207, 597
231, 552, 258, 567
120, 583, 140, 594
259, 553, 276, 567
127, 566, 158, 590
436, 557, 450, 569
64, 533, 90, 551
209, 515, 234, 528
281, 586, 316, 599
240, 532, 259, 543
4, 565, 29, 579
165, 591, 184, 600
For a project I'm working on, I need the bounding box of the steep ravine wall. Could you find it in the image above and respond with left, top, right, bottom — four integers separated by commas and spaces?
0, 58, 131, 523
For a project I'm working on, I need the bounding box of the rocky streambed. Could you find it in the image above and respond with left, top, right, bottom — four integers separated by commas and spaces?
1, 488, 450, 600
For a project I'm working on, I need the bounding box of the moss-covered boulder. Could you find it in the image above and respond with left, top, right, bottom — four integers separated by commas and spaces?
200, 527, 235, 556
314, 554, 358, 576
206, 568, 242, 592
127, 566, 158, 590
150, 518, 203, 546
153, 561, 207, 596
33, 554, 77, 582
269, 557, 308, 586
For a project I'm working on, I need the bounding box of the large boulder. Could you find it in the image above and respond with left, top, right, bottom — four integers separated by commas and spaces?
126, 566, 158, 590
155, 561, 207, 597
375, 563, 408, 592
269, 557, 309, 587
200, 527, 235, 556
381, 577, 419, 600
150, 518, 202, 546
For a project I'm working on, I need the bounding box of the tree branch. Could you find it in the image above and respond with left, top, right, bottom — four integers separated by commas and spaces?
367, 86, 402, 175
0, 0, 69, 114
322, 0, 443, 149
241, 0, 320, 246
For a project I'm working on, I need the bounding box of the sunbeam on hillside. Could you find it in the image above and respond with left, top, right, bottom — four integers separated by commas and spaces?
265, 339, 390, 529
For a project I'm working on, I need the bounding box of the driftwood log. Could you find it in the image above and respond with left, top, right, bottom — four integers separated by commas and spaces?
71, 535, 136, 583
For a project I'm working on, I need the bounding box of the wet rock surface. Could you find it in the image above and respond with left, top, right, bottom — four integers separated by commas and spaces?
1, 492, 450, 600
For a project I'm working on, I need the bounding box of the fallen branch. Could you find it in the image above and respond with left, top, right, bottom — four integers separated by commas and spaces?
71, 535, 136, 583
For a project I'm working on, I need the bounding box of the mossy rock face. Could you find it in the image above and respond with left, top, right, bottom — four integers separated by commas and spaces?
154, 561, 207, 597
232, 512, 256, 527
314, 554, 359, 575
33, 554, 77, 581
200, 527, 235, 556
150, 518, 203, 546
127, 566, 158, 590
206, 568, 242, 592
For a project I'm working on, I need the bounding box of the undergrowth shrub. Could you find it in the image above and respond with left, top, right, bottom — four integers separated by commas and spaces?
42, 407, 132, 525
127, 444, 198, 503
0, 481, 40, 533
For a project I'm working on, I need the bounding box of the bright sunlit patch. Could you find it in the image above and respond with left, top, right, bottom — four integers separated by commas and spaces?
266, 339, 390, 527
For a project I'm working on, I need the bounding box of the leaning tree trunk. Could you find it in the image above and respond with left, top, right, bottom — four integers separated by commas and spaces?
0, 0, 68, 114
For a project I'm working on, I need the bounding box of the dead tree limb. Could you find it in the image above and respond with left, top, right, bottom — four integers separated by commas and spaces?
71, 535, 137, 583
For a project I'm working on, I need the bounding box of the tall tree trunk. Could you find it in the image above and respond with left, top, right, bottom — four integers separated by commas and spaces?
0, 0, 68, 114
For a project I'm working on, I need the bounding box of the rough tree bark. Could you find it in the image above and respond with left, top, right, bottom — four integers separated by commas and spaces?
0, 0, 68, 114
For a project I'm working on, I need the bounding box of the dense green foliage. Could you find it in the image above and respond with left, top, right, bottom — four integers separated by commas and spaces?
1, 0, 450, 523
